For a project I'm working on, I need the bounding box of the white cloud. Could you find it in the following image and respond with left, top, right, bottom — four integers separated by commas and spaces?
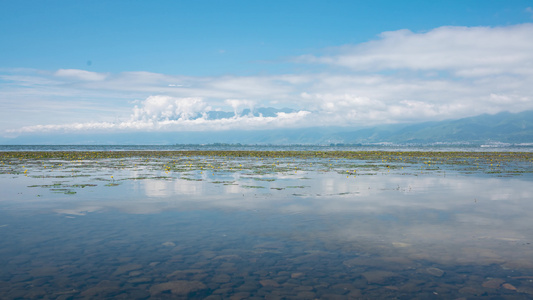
54, 69, 108, 81
131, 96, 208, 121
2, 24, 533, 136
297, 24, 533, 77
225, 99, 255, 115
6, 95, 312, 134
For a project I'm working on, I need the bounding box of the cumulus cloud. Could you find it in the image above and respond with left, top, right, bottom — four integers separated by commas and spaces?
225, 99, 255, 115
6, 95, 311, 134
131, 96, 208, 122
2, 24, 533, 136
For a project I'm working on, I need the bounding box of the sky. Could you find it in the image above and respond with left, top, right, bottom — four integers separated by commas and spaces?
1, 0, 533, 139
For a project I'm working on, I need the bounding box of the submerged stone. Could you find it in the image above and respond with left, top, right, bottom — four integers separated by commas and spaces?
128, 271, 142, 277
112, 264, 142, 276
260, 279, 280, 287
230, 291, 251, 300
426, 267, 445, 277
362, 270, 399, 284
80, 280, 122, 297
212, 273, 231, 283
127, 277, 152, 284
166, 269, 205, 279
518, 286, 533, 295
291, 272, 305, 279
481, 278, 505, 289
149, 280, 207, 295
295, 291, 316, 299
502, 283, 517, 291
458, 286, 482, 295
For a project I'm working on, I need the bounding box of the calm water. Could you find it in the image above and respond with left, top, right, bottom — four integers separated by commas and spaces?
2, 143, 533, 152
1, 147, 533, 299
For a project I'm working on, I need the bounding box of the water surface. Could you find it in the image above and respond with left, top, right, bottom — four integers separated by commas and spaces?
1, 150, 533, 299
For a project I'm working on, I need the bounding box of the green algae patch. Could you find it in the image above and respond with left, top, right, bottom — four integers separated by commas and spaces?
28, 183, 63, 188
241, 185, 265, 189
50, 189, 77, 195
2, 150, 533, 184
253, 178, 276, 182
181, 177, 203, 181
70, 184, 97, 188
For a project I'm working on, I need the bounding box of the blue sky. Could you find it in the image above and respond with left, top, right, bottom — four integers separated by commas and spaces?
1, 0, 533, 138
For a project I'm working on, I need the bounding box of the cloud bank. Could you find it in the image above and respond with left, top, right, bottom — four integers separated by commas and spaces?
2, 24, 533, 136
7, 95, 311, 134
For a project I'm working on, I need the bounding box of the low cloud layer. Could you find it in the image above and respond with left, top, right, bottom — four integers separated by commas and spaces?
7, 95, 311, 134
2, 24, 533, 136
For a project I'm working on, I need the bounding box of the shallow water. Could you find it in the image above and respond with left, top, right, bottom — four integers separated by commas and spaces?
2, 143, 533, 152
1, 152, 533, 299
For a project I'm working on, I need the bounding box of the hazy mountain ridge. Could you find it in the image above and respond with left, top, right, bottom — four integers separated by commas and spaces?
339, 110, 533, 144
1, 110, 532, 145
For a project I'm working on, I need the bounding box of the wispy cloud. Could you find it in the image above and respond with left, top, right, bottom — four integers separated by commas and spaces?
2, 24, 533, 137
54, 69, 109, 81
526, 7, 533, 18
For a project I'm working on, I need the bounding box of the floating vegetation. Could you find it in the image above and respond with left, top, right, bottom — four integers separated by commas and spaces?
126, 176, 149, 180
181, 177, 203, 181
1, 148, 533, 300
152, 176, 173, 180
69, 184, 97, 188
211, 180, 235, 184
337, 192, 352, 195
28, 184, 62, 188
241, 185, 265, 189
2, 150, 532, 198
50, 189, 77, 195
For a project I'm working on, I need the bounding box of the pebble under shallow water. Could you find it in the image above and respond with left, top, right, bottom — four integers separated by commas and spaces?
1, 150, 533, 299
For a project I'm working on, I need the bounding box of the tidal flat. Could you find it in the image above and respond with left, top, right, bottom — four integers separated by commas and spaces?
1, 150, 533, 299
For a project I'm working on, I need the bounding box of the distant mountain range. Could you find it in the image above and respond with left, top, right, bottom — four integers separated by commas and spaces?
332, 110, 533, 144
2, 110, 532, 145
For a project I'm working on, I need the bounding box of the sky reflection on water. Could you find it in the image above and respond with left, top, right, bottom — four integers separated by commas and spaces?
4, 167, 533, 267
1, 156, 533, 298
